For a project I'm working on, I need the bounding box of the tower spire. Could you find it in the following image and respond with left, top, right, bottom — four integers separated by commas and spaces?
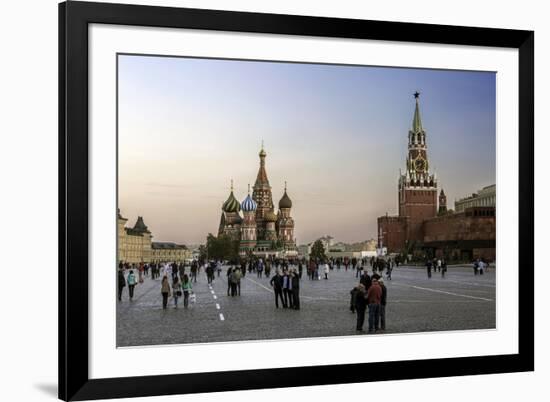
412, 91, 423, 133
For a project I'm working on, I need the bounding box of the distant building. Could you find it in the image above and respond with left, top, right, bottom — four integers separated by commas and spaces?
455, 184, 496, 212
117, 209, 190, 264
117, 210, 152, 264
151, 242, 191, 263
217, 145, 297, 257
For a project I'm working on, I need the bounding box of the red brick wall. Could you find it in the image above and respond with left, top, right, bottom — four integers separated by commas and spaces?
399, 188, 437, 241
377, 216, 408, 252
423, 209, 495, 243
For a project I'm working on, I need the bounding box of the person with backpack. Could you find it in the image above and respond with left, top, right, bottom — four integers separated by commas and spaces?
160, 275, 171, 309
126, 270, 137, 301
172, 276, 182, 308
181, 274, 193, 308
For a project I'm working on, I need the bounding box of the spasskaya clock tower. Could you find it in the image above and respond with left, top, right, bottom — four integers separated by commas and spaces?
398, 92, 438, 242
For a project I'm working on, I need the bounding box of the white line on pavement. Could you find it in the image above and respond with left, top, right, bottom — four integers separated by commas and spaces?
411, 285, 494, 302
213, 295, 217, 299
246, 277, 273, 293
219, 313, 225, 321
210, 290, 215, 294
216, 303, 220, 310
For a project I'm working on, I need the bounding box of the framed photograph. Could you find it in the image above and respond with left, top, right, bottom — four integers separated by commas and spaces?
59, 1, 534, 400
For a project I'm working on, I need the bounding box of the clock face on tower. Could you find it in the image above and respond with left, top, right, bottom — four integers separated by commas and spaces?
414, 157, 426, 172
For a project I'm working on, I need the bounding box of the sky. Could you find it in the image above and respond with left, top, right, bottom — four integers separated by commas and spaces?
117, 54, 496, 245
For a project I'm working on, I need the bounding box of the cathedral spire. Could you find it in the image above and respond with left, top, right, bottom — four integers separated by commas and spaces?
412, 91, 423, 133
255, 143, 269, 186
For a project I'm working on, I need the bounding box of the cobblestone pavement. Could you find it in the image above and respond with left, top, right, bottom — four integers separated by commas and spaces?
116, 265, 496, 347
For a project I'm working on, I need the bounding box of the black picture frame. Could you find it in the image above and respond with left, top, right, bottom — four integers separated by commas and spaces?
59, 1, 534, 400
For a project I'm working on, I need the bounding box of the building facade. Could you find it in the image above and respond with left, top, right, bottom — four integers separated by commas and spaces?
151, 242, 191, 263
218, 146, 297, 256
455, 184, 496, 212
118, 209, 189, 264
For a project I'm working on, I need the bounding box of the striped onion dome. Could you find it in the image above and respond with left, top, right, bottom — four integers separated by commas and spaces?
222, 181, 241, 213
241, 194, 257, 212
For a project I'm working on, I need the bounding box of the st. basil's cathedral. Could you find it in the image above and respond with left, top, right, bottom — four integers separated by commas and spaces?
218, 145, 297, 256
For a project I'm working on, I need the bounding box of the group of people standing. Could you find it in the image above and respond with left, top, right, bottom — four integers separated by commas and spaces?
226, 266, 243, 297
473, 258, 488, 275
350, 271, 388, 333
270, 268, 301, 309
425, 258, 447, 278
160, 273, 194, 309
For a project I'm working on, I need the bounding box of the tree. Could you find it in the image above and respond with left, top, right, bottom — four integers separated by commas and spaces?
309, 240, 326, 261
206, 233, 239, 261
198, 244, 207, 261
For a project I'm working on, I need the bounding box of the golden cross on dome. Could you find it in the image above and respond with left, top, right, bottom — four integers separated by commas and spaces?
230, 179, 233, 191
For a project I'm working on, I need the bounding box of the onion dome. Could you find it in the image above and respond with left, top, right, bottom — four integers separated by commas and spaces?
278, 181, 292, 209
264, 211, 278, 222
222, 180, 241, 213
241, 184, 257, 212
259, 140, 266, 158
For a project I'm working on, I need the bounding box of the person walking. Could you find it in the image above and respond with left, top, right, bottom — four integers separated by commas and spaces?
290, 269, 300, 310
441, 259, 447, 278
191, 260, 198, 282
426, 259, 433, 278
378, 278, 387, 331
324, 262, 329, 280
117, 268, 126, 301
172, 276, 182, 308
127, 270, 137, 301
366, 278, 382, 333
354, 284, 367, 332
161, 275, 171, 309
270, 270, 285, 308
226, 266, 233, 296
181, 274, 193, 308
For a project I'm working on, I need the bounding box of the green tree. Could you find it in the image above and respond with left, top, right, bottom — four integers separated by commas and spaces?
309, 240, 326, 261
206, 233, 239, 261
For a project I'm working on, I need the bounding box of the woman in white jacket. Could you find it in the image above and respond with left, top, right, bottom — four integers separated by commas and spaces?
324, 262, 329, 280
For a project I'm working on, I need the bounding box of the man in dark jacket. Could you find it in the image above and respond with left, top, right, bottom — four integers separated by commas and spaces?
270, 271, 285, 308
226, 267, 233, 296
360, 271, 371, 290
117, 268, 126, 301
290, 269, 300, 310
379, 278, 387, 331
355, 284, 367, 331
